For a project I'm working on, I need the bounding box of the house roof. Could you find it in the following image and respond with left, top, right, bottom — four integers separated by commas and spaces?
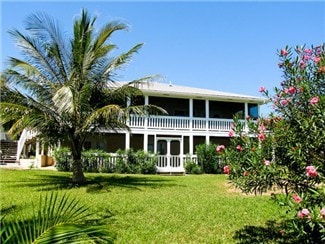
133, 82, 266, 104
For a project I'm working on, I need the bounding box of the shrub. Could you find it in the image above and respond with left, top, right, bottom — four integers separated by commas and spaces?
115, 149, 157, 174
136, 150, 157, 174
222, 44, 325, 241
81, 149, 114, 173
185, 160, 202, 174
195, 143, 222, 173
52, 147, 73, 172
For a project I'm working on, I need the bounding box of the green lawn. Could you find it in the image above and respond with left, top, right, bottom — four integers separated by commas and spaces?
0, 169, 283, 243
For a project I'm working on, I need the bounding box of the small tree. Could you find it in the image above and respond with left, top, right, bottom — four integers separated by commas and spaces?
0, 9, 165, 184
221, 44, 325, 242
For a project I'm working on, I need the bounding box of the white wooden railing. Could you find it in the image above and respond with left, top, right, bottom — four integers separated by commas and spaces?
16, 129, 37, 161
129, 115, 236, 132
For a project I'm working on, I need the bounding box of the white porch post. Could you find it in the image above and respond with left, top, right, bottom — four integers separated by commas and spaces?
244, 103, 249, 132
180, 137, 184, 170
144, 95, 149, 130
244, 102, 249, 118
35, 140, 40, 168
166, 139, 171, 169
125, 133, 130, 150
143, 133, 148, 152
189, 135, 193, 155
205, 99, 209, 131
189, 98, 193, 131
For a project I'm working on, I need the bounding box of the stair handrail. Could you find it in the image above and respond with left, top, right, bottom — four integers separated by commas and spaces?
16, 129, 37, 161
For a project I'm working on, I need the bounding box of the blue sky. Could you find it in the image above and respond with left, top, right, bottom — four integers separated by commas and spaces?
1, 1, 324, 116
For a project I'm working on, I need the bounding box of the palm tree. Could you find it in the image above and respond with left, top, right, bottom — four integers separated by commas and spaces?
0, 9, 165, 184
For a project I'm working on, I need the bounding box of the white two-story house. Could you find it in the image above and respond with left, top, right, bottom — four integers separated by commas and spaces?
16, 82, 265, 173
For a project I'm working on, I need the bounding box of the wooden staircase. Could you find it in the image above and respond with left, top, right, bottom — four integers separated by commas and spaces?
0, 140, 18, 164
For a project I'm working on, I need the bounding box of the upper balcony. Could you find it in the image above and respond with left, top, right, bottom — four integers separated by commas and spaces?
128, 115, 237, 132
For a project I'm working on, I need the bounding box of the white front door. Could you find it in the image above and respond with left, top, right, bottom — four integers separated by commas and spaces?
156, 137, 184, 172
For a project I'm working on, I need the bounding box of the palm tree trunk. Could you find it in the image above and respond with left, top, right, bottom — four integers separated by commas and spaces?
72, 158, 86, 184
71, 137, 86, 184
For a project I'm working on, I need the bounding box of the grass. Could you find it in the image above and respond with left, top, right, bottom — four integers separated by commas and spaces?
0, 169, 284, 243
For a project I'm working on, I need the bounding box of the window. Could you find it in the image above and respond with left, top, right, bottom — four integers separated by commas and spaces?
248, 104, 259, 119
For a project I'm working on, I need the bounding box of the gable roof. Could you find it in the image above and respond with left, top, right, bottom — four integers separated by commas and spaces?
135, 82, 266, 104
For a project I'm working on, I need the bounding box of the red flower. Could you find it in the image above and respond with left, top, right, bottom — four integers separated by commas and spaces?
258, 133, 265, 141
228, 130, 235, 137
306, 165, 318, 177
259, 86, 266, 93
243, 171, 249, 176
223, 165, 230, 174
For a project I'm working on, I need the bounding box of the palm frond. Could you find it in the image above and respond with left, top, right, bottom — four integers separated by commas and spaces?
127, 104, 168, 116
8, 29, 62, 83
102, 43, 144, 76
25, 12, 70, 79
1, 192, 114, 243
53, 85, 74, 115
82, 104, 129, 132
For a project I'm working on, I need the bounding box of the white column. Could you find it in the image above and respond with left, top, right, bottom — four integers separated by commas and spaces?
244, 103, 249, 118
206, 135, 210, 145
189, 135, 193, 155
205, 99, 209, 131
145, 95, 149, 130
189, 98, 193, 131
125, 133, 130, 150
35, 140, 40, 168
143, 133, 148, 152
244, 103, 249, 132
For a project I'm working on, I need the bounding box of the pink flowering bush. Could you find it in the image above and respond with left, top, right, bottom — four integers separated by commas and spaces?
221, 45, 325, 242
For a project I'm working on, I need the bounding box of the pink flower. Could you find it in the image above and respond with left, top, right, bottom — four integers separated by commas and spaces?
302, 55, 310, 61
303, 48, 313, 55
320, 208, 325, 219
263, 160, 271, 166
223, 165, 230, 174
229, 130, 235, 137
306, 165, 318, 177
280, 49, 288, 56
297, 211, 304, 219
281, 99, 289, 106
216, 145, 225, 153
258, 133, 265, 141
243, 171, 249, 176
313, 57, 321, 63
259, 86, 266, 93
299, 61, 306, 69
292, 193, 302, 203
258, 124, 266, 132
236, 145, 243, 151
309, 96, 319, 105
298, 208, 310, 219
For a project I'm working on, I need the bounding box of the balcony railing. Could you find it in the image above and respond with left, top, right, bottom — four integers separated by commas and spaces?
128, 115, 236, 132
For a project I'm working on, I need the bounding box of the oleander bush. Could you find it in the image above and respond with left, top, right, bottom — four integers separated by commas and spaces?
221, 44, 325, 242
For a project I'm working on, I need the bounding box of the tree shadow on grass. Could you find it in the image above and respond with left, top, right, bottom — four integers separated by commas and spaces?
7, 172, 181, 193
233, 220, 299, 244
